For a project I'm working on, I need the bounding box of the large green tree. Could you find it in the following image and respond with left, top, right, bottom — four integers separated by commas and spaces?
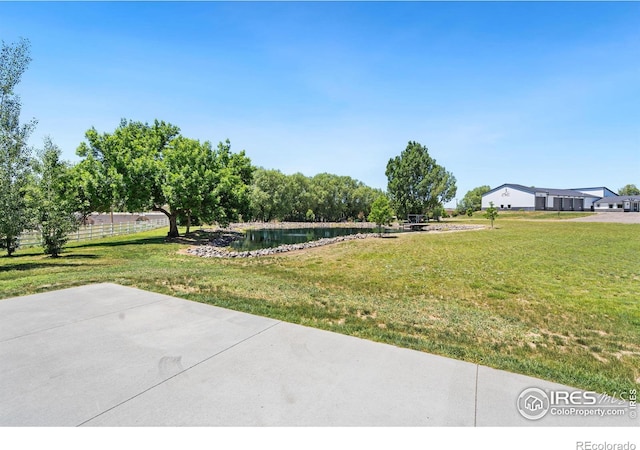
0, 38, 37, 255
77, 119, 253, 237
164, 136, 252, 233
457, 185, 491, 213
69, 152, 114, 224
35, 138, 79, 257
618, 184, 640, 196
385, 141, 457, 220
202, 138, 254, 227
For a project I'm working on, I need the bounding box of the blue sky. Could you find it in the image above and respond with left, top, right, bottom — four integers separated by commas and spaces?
2, 1, 639, 203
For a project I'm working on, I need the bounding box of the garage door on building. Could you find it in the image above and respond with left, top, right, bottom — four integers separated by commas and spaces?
553, 198, 583, 211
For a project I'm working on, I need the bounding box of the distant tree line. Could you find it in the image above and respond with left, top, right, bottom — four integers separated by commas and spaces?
247, 169, 383, 223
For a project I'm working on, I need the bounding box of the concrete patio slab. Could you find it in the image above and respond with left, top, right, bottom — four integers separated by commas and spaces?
0, 285, 278, 426
0, 284, 637, 427
85, 320, 477, 426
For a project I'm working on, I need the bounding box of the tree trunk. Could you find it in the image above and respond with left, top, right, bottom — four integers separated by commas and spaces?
168, 215, 179, 237
153, 206, 179, 238
185, 213, 191, 235
5, 237, 15, 256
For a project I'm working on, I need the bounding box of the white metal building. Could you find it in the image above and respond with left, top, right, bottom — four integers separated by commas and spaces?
481, 184, 616, 212
593, 195, 640, 212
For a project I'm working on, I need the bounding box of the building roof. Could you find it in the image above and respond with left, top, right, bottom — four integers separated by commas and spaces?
571, 186, 616, 193
535, 188, 600, 198
593, 195, 640, 203
570, 187, 618, 197
483, 184, 534, 196
483, 184, 599, 198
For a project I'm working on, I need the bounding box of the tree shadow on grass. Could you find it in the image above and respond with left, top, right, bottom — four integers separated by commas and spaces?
0, 253, 100, 272
70, 236, 169, 249
0, 262, 91, 273
0, 253, 39, 259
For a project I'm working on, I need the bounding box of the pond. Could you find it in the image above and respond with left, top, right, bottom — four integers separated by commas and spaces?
230, 227, 379, 251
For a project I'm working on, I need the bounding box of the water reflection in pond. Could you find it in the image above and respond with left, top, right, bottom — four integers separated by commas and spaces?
230, 227, 377, 251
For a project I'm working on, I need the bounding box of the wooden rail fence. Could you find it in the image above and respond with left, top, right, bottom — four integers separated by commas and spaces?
17, 218, 169, 248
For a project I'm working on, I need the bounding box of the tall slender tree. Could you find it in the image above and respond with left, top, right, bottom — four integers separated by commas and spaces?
484, 201, 499, 229
35, 138, 79, 257
0, 38, 37, 255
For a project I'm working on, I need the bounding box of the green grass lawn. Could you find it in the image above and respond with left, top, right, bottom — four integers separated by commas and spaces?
1, 220, 638, 395
457, 210, 595, 220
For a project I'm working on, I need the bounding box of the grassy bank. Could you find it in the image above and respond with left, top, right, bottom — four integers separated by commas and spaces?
1, 220, 638, 395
